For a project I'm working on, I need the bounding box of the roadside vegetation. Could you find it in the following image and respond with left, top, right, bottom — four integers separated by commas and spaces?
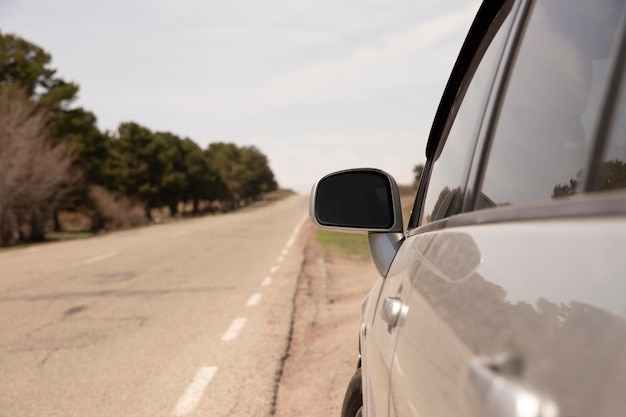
0, 32, 279, 247
316, 230, 371, 259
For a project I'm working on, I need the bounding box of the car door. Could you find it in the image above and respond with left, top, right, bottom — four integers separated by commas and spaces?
363, 1, 521, 416
388, 0, 626, 416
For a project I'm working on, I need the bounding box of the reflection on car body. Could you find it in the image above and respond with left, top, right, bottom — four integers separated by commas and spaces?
310, 0, 626, 416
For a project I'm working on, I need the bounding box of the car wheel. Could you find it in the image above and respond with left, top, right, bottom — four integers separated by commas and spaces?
341, 368, 363, 417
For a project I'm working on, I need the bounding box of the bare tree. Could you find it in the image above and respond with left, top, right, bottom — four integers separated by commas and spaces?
0, 86, 76, 245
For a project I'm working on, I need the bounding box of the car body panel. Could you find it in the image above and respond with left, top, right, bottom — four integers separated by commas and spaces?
362, 269, 405, 417
388, 218, 626, 417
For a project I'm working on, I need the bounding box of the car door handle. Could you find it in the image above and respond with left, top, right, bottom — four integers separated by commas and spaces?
467, 358, 559, 417
381, 296, 403, 327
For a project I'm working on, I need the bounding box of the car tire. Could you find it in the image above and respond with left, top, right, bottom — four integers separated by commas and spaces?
341, 368, 363, 417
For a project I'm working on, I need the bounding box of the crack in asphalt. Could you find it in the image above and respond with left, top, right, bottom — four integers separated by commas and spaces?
64, 305, 88, 317
3, 312, 150, 354
268, 242, 309, 417
0, 286, 235, 302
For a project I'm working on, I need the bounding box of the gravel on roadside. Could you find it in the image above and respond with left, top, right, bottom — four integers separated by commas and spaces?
272, 222, 376, 417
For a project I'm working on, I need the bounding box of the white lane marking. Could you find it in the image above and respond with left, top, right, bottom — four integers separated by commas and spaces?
73, 251, 119, 267
172, 230, 189, 237
285, 214, 308, 250
246, 293, 262, 307
173, 366, 218, 416
261, 216, 306, 280
221, 318, 247, 342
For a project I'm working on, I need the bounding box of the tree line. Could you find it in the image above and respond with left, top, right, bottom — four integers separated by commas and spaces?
0, 31, 277, 246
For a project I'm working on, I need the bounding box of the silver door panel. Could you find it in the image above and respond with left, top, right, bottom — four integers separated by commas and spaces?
389, 218, 626, 417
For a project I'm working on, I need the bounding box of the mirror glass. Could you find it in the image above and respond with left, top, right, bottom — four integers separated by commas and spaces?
315, 171, 394, 229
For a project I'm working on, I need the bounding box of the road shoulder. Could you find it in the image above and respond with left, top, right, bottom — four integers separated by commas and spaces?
273, 223, 376, 417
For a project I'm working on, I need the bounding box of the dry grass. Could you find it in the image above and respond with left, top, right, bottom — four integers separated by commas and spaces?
88, 185, 148, 230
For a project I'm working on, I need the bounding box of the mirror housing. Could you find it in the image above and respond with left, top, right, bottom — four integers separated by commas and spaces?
310, 168, 405, 277
310, 168, 403, 233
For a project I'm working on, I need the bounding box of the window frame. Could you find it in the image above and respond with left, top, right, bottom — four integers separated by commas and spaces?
408, 0, 522, 232
408, 0, 626, 238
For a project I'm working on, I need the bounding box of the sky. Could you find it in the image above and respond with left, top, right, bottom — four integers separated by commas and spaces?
1, 0, 480, 194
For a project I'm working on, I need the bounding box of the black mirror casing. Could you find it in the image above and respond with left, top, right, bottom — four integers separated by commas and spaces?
309, 168, 404, 233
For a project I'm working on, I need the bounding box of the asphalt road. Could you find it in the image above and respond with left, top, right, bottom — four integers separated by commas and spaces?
0, 195, 309, 417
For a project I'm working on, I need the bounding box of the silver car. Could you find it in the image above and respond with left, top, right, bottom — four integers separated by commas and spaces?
309, 0, 626, 416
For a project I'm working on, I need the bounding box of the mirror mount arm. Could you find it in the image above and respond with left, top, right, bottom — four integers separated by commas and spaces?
368, 232, 404, 277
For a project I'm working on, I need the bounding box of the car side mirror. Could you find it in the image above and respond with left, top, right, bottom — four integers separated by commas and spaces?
310, 168, 405, 276
310, 168, 403, 233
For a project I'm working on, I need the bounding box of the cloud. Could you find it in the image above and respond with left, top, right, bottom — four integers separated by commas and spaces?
250, 2, 480, 107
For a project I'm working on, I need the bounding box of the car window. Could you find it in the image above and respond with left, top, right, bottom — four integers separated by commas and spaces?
479, 0, 625, 206
420, 2, 515, 226
594, 60, 626, 192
